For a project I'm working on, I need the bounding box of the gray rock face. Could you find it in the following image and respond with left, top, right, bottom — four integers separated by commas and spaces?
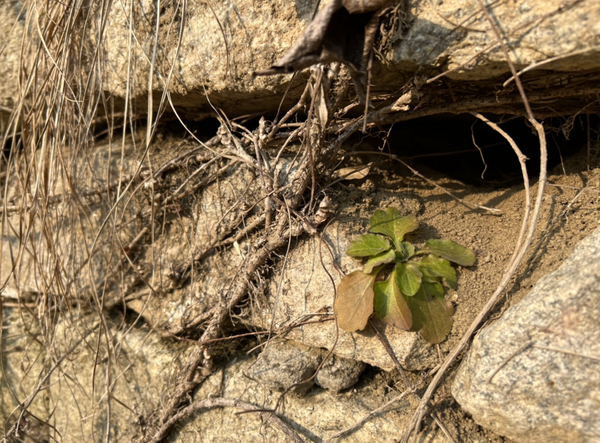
185, 353, 432, 443
100, 0, 600, 114
452, 226, 600, 443
249, 340, 324, 396
315, 353, 367, 393
391, 0, 600, 80
249, 340, 367, 395
2, 1, 599, 120
0, 312, 189, 442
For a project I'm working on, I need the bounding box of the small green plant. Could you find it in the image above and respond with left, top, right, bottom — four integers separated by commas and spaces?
334, 207, 476, 343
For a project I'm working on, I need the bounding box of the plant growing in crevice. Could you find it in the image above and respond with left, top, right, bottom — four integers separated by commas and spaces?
334, 207, 476, 343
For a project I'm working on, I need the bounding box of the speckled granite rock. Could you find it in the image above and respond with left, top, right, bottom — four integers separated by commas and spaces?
101, 0, 600, 116
452, 226, 600, 443
0, 0, 24, 130
249, 340, 325, 396
2, 1, 599, 122
249, 339, 368, 395
175, 353, 447, 443
315, 353, 367, 393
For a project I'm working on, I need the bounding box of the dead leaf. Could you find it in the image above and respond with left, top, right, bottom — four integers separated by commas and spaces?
332, 163, 371, 180
316, 83, 329, 127
253, 0, 399, 103
334, 269, 381, 332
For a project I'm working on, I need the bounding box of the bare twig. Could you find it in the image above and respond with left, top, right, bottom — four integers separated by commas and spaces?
487, 340, 534, 383
404, 1, 550, 440
324, 389, 413, 441
503, 49, 592, 87
370, 320, 457, 443
533, 345, 600, 362
156, 397, 305, 443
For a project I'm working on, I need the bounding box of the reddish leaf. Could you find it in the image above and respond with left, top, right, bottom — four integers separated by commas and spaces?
334, 269, 380, 332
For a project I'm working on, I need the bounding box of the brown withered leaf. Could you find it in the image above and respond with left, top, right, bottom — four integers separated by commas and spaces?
253, 0, 399, 103
332, 163, 371, 180
334, 268, 382, 332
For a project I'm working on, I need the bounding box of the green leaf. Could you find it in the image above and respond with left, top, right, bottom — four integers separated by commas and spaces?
363, 249, 396, 274
395, 241, 415, 262
369, 208, 419, 250
346, 234, 391, 258
423, 281, 445, 297
334, 269, 382, 332
407, 283, 454, 344
419, 255, 457, 289
373, 265, 412, 330
419, 266, 442, 284
420, 239, 476, 266
396, 262, 422, 296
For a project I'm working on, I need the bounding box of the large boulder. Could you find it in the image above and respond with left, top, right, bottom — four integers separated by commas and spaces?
99, 0, 600, 116
390, 0, 600, 79
452, 225, 600, 443
172, 351, 440, 443
1, 0, 598, 121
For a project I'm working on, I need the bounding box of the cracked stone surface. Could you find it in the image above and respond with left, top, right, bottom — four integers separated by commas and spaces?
452, 226, 600, 443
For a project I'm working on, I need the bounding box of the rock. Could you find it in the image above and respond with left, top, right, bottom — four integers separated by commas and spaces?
0, 1, 24, 131
129, 159, 258, 329
0, 314, 439, 443
249, 340, 324, 396
452, 226, 600, 443
0, 311, 50, 442
0, 140, 143, 305
176, 353, 440, 443
390, 0, 600, 80
2, 1, 599, 123
249, 340, 367, 395
0, 311, 190, 442
315, 353, 367, 393
100, 0, 315, 116
99, 0, 600, 116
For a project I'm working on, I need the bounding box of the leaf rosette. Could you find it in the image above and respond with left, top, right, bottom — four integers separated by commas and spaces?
334, 207, 476, 343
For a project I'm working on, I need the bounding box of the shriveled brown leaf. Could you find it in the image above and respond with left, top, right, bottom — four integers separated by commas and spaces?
334, 269, 380, 332
253, 0, 399, 103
